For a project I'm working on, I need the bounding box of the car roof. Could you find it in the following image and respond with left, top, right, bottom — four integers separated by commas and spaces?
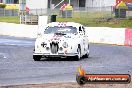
47, 22, 82, 28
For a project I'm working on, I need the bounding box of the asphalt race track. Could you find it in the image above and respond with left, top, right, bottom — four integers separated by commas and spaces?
0, 36, 132, 86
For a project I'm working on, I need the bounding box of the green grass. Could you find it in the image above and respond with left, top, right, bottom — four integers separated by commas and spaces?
0, 16, 19, 24
56, 12, 132, 28
0, 15, 132, 28
57, 17, 132, 28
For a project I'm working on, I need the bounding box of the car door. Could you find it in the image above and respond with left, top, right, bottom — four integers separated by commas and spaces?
82, 26, 88, 54
79, 26, 85, 55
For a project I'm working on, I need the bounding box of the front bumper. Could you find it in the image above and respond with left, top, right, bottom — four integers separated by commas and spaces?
33, 53, 78, 57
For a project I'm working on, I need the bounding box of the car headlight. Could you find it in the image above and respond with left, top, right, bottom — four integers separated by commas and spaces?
63, 42, 68, 48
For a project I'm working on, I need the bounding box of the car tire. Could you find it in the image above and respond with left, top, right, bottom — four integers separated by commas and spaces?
83, 45, 89, 58
75, 46, 81, 61
33, 55, 42, 61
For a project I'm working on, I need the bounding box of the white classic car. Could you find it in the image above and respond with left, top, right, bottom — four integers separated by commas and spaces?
33, 22, 89, 61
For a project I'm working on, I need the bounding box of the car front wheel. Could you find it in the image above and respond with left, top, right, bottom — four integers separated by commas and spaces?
75, 46, 81, 61
33, 55, 42, 61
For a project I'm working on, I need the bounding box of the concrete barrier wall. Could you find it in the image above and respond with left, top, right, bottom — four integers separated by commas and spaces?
0, 22, 130, 46
0, 22, 38, 38
85, 27, 125, 45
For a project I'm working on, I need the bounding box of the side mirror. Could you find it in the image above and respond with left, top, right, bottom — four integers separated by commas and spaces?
79, 27, 82, 31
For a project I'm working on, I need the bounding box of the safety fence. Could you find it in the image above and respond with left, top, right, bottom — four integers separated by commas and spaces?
1, 6, 132, 18
1, 6, 132, 24
22, 7, 132, 24
26, 7, 132, 18
27, 7, 114, 18
0, 8, 18, 16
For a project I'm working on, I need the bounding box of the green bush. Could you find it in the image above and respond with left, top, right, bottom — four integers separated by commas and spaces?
0, 4, 6, 8
128, 17, 132, 20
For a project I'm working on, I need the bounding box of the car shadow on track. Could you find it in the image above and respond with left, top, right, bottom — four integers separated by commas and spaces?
40, 57, 92, 61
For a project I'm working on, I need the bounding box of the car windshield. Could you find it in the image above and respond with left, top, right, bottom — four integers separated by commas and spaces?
44, 26, 77, 34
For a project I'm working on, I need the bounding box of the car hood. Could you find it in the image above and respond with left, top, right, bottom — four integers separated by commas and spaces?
42, 33, 77, 42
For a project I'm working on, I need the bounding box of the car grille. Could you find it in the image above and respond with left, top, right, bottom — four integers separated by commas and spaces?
50, 42, 59, 54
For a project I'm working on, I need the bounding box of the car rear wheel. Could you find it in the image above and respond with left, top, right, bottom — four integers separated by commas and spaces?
83, 45, 89, 58
33, 55, 42, 61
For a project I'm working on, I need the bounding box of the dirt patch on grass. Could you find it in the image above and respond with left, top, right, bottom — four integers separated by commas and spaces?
0, 82, 131, 88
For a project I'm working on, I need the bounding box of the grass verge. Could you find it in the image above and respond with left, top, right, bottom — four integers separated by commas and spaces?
57, 17, 132, 28
0, 16, 19, 24
0, 16, 132, 28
